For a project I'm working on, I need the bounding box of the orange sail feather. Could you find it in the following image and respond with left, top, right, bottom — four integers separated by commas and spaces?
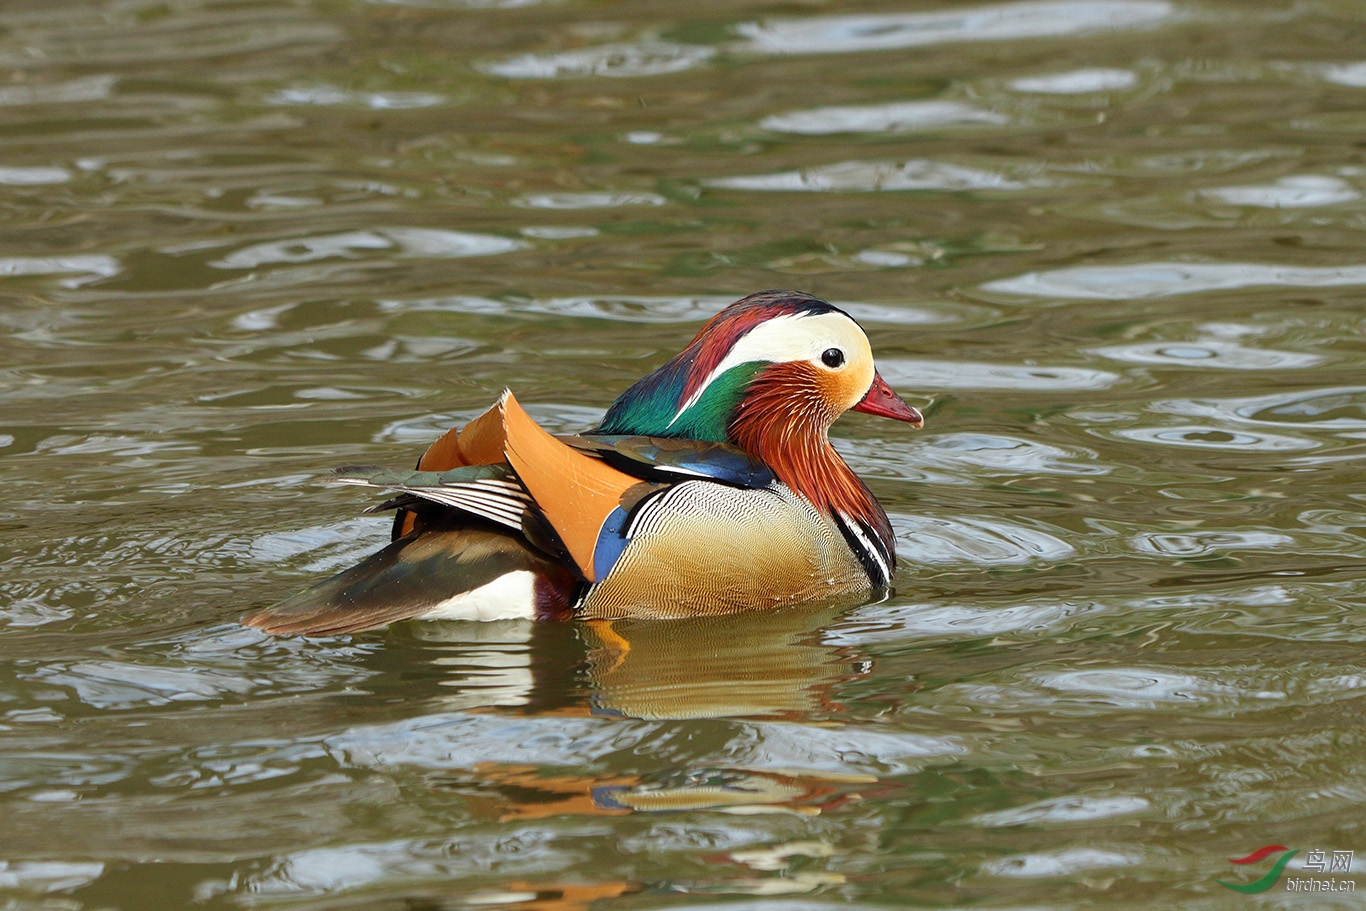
500, 392, 644, 582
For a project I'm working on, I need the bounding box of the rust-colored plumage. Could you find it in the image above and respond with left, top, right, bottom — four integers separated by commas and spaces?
729, 361, 895, 554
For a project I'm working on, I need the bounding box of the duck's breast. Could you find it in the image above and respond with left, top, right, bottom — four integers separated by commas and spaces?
577, 481, 870, 619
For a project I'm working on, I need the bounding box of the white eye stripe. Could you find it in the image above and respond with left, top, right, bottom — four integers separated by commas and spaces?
670, 312, 872, 424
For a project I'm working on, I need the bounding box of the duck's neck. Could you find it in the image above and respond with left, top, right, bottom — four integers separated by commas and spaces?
728, 365, 896, 583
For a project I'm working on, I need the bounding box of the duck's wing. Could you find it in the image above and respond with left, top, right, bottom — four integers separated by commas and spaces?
246, 394, 675, 636
392, 395, 514, 538
568, 435, 776, 488
333, 463, 532, 534
499, 393, 659, 582
241, 524, 576, 635
324, 393, 662, 585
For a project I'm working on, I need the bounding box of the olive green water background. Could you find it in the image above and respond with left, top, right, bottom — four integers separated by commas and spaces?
3, 0, 1365, 908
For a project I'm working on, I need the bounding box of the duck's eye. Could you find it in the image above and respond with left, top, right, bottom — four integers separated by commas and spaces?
821, 347, 845, 368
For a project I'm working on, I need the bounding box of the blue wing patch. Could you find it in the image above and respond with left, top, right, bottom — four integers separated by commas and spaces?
573, 435, 776, 489
592, 504, 634, 581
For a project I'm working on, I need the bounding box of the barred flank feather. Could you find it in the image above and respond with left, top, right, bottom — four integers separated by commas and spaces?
331, 464, 533, 533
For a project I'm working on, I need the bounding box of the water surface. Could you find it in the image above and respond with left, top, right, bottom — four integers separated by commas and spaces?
2, 0, 1364, 908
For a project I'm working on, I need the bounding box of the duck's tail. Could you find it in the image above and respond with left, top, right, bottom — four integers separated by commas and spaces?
241, 524, 576, 636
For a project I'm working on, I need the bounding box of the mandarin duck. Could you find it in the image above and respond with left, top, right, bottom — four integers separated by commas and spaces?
242, 290, 923, 635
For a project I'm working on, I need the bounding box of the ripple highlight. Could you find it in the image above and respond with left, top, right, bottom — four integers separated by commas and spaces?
1092, 340, 1321, 370
1009, 68, 1138, 93
706, 159, 1042, 193
760, 100, 1007, 135
735, 0, 1173, 55
1199, 175, 1359, 208
211, 229, 526, 268
983, 261, 1366, 299
513, 191, 667, 209
381, 294, 949, 325
1112, 425, 1318, 451
895, 515, 1075, 565
481, 42, 714, 79
878, 358, 1120, 391
0, 255, 119, 287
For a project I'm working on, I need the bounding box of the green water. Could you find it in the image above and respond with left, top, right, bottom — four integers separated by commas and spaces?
2, 0, 1364, 908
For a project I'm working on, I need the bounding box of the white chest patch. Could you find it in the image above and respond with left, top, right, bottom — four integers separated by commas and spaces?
421, 570, 539, 621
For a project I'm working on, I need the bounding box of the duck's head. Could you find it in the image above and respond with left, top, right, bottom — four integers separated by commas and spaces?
596, 290, 923, 444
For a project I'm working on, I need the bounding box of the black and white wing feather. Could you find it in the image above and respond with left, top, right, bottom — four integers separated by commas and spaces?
330, 465, 533, 533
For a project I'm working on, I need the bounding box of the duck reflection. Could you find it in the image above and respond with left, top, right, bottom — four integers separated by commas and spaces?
384, 595, 872, 721
579, 597, 871, 720
462, 881, 637, 911
344, 605, 885, 908
365, 602, 882, 828
449, 762, 878, 822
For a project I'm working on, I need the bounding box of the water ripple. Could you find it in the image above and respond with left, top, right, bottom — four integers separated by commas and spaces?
246, 829, 595, 896
28, 626, 375, 709
1009, 68, 1138, 93
35, 434, 198, 457
1153, 387, 1366, 429
984, 848, 1139, 877
376, 404, 603, 443
264, 86, 445, 109
982, 261, 1366, 299
972, 795, 1149, 826
481, 41, 715, 79
706, 159, 1043, 192
1130, 530, 1294, 557
734, 0, 1174, 55
737, 723, 963, 775
1092, 339, 1321, 370
843, 433, 1107, 485
380, 294, 951, 325
0, 861, 105, 893
895, 514, 1076, 565
382, 293, 733, 323
915, 434, 1108, 476
0, 17, 341, 66
0, 754, 131, 794
0, 74, 116, 106
249, 518, 390, 573
34, 661, 258, 709
210, 228, 526, 269
829, 602, 1085, 642
0, 166, 70, 185
513, 191, 668, 209
1199, 174, 1360, 208
0, 255, 120, 287
0, 598, 74, 628
1112, 425, 1318, 451
1035, 668, 1234, 704
326, 713, 649, 770
878, 357, 1121, 391
1318, 62, 1366, 88
519, 225, 599, 239
369, 0, 543, 7
1, 0, 1363, 904
760, 101, 1007, 135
